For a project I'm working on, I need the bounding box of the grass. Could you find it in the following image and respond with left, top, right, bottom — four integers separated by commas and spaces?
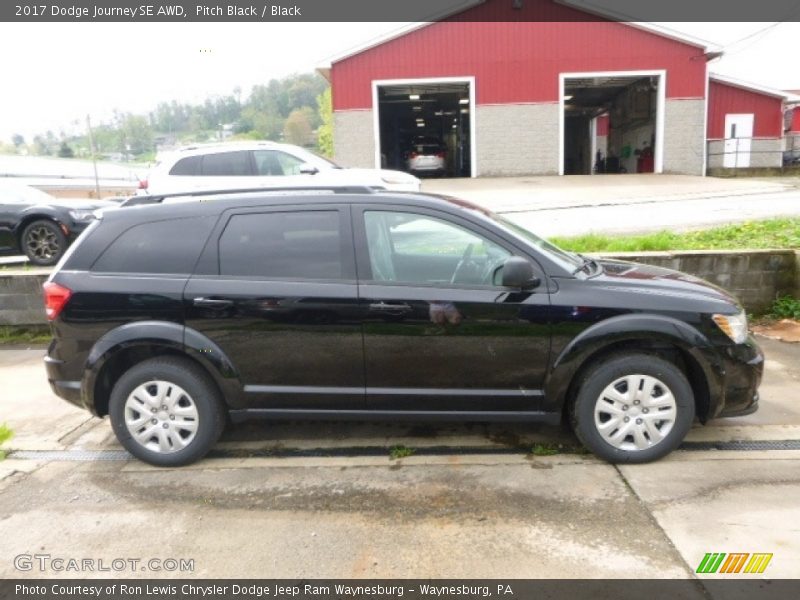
0, 424, 13, 460
389, 445, 416, 460
0, 326, 51, 345
530, 442, 560, 456
768, 295, 800, 320
551, 218, 800, 253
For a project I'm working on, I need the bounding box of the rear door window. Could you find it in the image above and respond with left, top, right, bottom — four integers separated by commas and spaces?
218, 210, 351, 280
200, 151, 253, 176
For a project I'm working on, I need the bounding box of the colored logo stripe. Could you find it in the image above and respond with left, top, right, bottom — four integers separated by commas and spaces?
720, 553, 749, 573
744, 553, 773, 574
697, 553, 726, 573
696, 552, 773, 574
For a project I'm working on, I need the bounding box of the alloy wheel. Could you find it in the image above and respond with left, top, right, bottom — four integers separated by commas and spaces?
26, 225, 60, 261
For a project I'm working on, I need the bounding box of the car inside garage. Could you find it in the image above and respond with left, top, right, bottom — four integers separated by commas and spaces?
375, 81, 472, 178
562, 74, 661, 175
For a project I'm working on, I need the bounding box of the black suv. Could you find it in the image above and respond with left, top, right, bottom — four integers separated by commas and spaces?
44, 188, 763, 466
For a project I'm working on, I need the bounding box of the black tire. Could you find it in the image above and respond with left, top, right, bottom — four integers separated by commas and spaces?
21, 219, 67, 266
109, 357, 226, 467
569, 353, 694, 464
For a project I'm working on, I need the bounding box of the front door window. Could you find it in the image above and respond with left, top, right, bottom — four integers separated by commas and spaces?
363, 211, 511, 286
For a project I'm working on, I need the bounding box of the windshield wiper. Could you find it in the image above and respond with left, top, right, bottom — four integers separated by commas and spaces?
571, 253, 598, 275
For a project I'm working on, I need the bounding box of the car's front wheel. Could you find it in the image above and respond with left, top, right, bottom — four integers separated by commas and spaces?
109, 357, 226, 466
22, 219, 66, 266
570, 353, 694, 463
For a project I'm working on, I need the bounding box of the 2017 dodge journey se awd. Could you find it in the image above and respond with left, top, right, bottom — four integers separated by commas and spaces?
43, 187, 764, 466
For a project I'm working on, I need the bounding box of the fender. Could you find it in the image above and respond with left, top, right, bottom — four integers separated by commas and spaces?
543, 313, 725, 415
83, 320, 243, 414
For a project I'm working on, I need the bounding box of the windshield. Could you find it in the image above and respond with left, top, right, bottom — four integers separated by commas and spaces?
490, 214, 584, 273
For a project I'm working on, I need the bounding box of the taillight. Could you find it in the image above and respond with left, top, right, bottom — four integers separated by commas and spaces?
409, 152, 418, 159
43, 282, 72, 321
138, 179, 148, 190
436, 152, 445, 158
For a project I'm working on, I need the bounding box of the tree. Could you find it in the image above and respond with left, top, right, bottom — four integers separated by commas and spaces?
11, 134, 25, 148
317, 88, 333, 157
119, 114, 154, 156
283, 107, 314, 146
57, 142, 75, 158
239, 105, 283, 140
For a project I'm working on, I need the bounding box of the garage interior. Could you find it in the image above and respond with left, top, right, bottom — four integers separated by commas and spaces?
376, 82, 472, 178
563, 75, 658, 175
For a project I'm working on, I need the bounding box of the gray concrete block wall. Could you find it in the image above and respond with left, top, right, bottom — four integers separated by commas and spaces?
2, 251, 797, 326
707, 138, 783, 169
602, 250, 798, 313
333, 110, 375, 169
475, 103, 560, 176
662, 99, 705, 176
0, 272, 49, 326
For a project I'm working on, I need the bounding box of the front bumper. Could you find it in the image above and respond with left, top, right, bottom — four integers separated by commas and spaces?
714, 336, 764, 418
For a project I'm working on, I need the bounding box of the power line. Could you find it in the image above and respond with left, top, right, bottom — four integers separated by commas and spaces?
721, 22, 784, 56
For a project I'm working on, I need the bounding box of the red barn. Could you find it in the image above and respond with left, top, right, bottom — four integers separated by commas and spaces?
707, 74, 792, 169
319, 0, 796, 177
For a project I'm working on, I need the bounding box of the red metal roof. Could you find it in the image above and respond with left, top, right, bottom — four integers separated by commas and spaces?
330, 1, 708, 111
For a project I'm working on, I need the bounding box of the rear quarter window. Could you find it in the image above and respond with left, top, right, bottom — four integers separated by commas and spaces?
168, 156, 201, 176
92, 217, 215, 275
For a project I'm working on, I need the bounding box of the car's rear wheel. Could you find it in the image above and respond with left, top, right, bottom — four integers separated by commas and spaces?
22, 219, 66, 266
570, 353, 694, 463
109, 357, 226, 466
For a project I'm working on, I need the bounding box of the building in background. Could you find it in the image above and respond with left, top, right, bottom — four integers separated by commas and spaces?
319, 0, 799, 178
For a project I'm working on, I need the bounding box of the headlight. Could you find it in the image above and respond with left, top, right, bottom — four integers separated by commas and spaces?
712, 310, 748, 344
69, 209, 97, 222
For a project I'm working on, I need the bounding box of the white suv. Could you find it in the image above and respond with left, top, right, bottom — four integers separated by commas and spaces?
141, 141, 420, 194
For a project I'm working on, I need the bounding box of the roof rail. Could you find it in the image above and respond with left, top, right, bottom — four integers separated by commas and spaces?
120, 186, 378, 207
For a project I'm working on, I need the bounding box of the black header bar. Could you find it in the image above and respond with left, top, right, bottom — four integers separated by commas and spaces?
2, 0, 800, 23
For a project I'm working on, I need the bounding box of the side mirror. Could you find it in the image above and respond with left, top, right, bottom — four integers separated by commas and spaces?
501, 256, 540, 290
299, 164, 319, 175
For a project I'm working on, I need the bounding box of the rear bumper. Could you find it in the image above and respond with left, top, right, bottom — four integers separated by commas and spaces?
44, 354, 86, 411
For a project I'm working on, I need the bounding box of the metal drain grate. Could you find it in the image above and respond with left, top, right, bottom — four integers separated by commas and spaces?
10, 450, 133, 461
680, 439, 800, 451
6, 439, 800, 462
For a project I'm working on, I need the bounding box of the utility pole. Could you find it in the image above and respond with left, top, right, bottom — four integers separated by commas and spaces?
86, 115, 101, 199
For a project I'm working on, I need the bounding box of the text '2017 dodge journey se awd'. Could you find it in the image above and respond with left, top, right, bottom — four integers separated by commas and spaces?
43, 188, 763, 466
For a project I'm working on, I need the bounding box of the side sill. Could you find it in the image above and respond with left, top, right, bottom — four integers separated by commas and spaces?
228, 409, 561, 425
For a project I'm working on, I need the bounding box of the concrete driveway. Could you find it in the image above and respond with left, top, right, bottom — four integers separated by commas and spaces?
0, 337, 798, 579
423, 175, 800, 237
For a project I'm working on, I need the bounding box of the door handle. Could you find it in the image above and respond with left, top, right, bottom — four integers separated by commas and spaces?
369, 301, 412, 312
193, 297, 233, 309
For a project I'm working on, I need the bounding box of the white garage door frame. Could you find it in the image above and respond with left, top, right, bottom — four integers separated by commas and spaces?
371, 76, 477, 178
558, 69, 667, 176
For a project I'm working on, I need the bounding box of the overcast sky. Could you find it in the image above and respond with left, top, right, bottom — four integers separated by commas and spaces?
0, 21, 798, 143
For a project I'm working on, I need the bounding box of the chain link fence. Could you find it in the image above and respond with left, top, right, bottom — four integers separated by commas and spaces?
707, 135, 800, 173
